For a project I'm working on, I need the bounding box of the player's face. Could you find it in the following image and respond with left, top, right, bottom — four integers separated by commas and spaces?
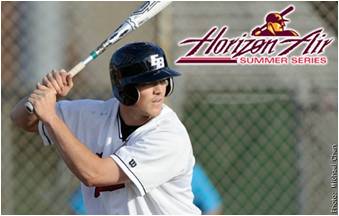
135, 79, 168, 118
272, 21, 285, 32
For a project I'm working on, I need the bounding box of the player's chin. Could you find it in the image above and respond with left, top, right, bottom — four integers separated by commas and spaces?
148, 104, 163, 117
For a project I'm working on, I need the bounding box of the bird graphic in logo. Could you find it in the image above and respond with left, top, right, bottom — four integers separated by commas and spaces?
251, 5, 299, 37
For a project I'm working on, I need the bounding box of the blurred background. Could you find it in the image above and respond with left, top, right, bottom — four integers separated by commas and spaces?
1, 1, 337, 214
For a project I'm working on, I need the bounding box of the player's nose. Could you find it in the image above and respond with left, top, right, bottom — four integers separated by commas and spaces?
153, 85, 161, 95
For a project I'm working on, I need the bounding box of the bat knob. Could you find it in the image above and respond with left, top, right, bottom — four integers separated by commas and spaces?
25, 101, 34, 114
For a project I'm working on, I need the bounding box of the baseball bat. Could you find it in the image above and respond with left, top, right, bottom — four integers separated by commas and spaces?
280, 5, 294, 17
25, 1, 171, 113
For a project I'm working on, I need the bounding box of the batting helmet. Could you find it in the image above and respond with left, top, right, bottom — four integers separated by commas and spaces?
110, 42, 181, 106
266, 13, 288, 24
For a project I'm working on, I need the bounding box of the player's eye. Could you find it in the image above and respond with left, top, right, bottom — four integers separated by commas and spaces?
138, 79, 168, 88
159, 79, 169, 86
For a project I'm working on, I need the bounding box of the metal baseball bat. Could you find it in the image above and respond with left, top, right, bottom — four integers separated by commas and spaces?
25, 1, 172, 113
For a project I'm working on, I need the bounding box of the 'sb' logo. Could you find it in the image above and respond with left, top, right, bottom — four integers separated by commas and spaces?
150, 54, 165, 70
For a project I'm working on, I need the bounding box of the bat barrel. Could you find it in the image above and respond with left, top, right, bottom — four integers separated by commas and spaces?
280, 5, 294, 16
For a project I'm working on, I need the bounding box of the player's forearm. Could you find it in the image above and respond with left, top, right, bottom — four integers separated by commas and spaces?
44, 116, 122, 187
10, 96, 39, 132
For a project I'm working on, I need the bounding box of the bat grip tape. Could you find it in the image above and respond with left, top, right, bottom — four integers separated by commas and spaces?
68, 61, 86, 77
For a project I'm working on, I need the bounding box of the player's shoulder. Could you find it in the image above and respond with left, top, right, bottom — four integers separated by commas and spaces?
56, 98, 119, 121
151, 104, 189, 136
58, 97, 119, 113
157, 105, 183, 126
131, 104, 194, 162
289, 30, 299, 36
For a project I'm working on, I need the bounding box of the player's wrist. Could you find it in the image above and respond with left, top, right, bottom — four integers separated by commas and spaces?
41, 112, 60, 126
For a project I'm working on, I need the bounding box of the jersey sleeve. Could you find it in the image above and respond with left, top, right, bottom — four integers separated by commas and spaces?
111, 126, 191, 196
38, 99, 105, 146
38, 102, 66, 146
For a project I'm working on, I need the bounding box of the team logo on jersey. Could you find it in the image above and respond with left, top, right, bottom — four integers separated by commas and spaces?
150, 54, 165, 69
175, 5, 334, 65
129, 159, 137, 168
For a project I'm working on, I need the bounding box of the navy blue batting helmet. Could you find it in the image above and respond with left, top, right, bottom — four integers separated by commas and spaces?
110, 42, 181, 105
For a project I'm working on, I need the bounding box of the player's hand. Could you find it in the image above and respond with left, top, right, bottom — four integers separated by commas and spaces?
251, 27, 262, 36
41, 69, 74, 97
28, 83, 58, 123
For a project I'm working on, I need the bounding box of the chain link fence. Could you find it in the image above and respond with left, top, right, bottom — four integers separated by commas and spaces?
2, 2, 338, 214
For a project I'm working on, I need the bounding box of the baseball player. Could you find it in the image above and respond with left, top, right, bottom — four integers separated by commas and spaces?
251, 12, 299, 36
10, 42, 201, 214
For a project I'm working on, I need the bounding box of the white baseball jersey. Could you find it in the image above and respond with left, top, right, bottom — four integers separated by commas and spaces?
38, 98, 201, 214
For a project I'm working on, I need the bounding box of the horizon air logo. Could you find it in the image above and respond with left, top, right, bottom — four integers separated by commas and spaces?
175, 5, 334, 65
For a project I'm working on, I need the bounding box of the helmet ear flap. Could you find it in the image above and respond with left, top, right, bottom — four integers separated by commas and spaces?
115, 78, 173, 104
165, 77, 174, 97
120, 85, 140, 106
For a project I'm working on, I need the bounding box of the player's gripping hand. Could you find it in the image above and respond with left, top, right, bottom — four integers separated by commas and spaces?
27, 83, 58, 123
251, 27, 262, 36
41, 69, 73, 97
